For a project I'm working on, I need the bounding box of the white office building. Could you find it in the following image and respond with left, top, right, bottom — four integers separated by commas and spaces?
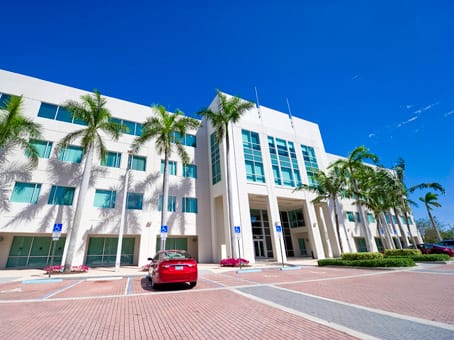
0, 70, 422, 269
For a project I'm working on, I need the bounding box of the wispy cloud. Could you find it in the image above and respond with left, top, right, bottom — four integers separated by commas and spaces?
368, 133, 376, 138
397, 115, 418, 127
444, 110, 454, 117
405, 104, 413, 109
412, 102, 439, 114
351, 74, 360, 80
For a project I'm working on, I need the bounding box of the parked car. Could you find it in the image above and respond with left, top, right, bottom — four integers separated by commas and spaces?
437, 240, 454, 249
416, 243, 454, 257
147, 250, 198, 289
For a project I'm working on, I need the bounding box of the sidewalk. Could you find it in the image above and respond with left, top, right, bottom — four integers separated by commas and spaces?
0, 258, 319, 284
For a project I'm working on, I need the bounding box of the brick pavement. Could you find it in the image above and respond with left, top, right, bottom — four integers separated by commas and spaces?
1, 262, 453, 339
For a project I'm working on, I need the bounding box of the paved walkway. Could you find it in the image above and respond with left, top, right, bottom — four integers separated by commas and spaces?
0, 260, 453, 339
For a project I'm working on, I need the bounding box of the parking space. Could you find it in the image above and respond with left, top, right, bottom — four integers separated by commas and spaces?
1, 264, 453, 339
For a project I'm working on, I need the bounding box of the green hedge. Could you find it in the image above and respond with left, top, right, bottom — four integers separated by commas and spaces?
411, 254, 450, 261
318, 257, 415, 267
341, 252, 383, 261
384, 249, 421, 257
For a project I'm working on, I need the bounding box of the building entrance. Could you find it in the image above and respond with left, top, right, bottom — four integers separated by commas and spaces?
253, 238, 266, 257
250, 209, 273, 258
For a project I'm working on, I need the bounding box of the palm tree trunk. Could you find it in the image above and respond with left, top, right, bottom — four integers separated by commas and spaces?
225, 130, 235, 258
160, 150, 170, 251
427, 207, 442, 242
375, 213, 387, 251
332, 199, 344, 254
403, 211, 415, 246
64, 147, 93, 272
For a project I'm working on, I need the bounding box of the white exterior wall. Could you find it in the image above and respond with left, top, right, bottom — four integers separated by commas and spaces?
0, 70, 420, 269
0, 70, 211, 268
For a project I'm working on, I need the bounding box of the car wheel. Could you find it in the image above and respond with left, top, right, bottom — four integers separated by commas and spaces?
189, 281, 197, 288
151, 278, 159, 289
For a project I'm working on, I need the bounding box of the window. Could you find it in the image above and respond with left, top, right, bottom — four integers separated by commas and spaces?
242, 129, 265, 183
354, 238, 367, 252
101, 151, 122, 168
346, 211, 355, 222
26, 140, 53, 159
161, 160, 177, 175
367, 213, 376, 223
0, 93, 11, 105
210, 133, 221, 184
58, 145, 83, 163
10, 182, 41, 204
48, 186, 75, 205
268, 136, 301, 187
385, 214, 391, 224
158, 195, 177, 212
288, 209, 305, 228
37, 103, 58, 119
183, 164, 197, 178
37, 102, 87, 126
129, 155, 146, 171
171, 132, 197, 147
93, 189, 116, 208
86, 237, 134, 266
355, 212, 361, 223
127, 193, 143, 210
110, 117, 142, 136
182, 197, 198, 213
392, 215, 398, 224
301, 145, 319, 187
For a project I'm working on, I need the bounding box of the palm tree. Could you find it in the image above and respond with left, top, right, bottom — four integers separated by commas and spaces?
356, 167, 395, 251
198, 90, 253, 257
419, 192, 443, 242
329, 146, 379, 252
60, 90, 123, 271
0, 95, 42, 166
295, 166, 347, 254
393, 158, 445, 245
132, 105, 199, 251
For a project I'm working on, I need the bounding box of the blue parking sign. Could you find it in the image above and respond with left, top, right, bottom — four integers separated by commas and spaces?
160, 225, 168, 233
53, 223, 63, 232
276, 225, 282, 232
234, 226, 241, 233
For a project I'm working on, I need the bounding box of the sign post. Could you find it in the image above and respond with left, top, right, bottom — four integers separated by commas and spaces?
233, 226, 242, 269
160, 225, 168, 251
275, 225, 285, 268
50, 223, 62, 278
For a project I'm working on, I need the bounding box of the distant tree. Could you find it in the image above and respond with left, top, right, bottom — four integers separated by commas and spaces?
416, 217, 453, 243
393, 158, 445, 244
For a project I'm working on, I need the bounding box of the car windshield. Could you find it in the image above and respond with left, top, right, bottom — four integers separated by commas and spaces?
161, 251, 192, 260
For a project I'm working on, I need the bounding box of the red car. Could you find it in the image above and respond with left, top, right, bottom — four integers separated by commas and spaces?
416, 243, 454, 257
147, 250, 198, 289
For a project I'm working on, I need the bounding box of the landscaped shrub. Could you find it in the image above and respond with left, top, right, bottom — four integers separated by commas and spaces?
384, 249, 421, 257
318, 257, 415, 267
411, 254, 450, 262
220, 258, 249, 267
341, 252, 383, 261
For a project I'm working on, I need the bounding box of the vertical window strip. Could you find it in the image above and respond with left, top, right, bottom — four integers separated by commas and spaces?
210, 133, 221, 184
268, 136, 301, 187
301, 145, 319, 187
242, 129, 265, 183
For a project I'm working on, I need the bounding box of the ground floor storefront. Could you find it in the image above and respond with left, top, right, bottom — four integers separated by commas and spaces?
1, 234, 198, 269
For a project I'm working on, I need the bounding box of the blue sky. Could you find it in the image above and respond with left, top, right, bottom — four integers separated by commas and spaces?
2, 1, 453, 225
